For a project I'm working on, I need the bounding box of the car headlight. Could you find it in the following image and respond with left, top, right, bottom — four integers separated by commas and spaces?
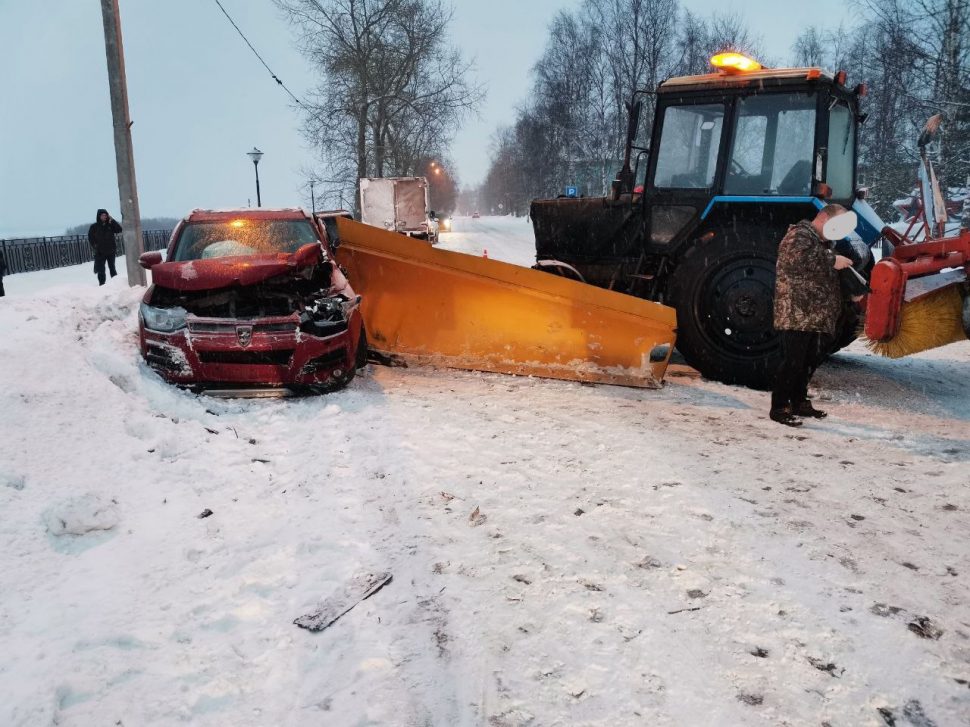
140, 303, 187, 333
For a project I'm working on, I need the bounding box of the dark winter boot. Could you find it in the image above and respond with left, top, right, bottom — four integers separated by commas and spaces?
795, 401, 827, 419
769, 407, 802, 427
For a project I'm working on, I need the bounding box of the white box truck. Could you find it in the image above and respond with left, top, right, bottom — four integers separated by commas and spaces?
359, 177, 437, 244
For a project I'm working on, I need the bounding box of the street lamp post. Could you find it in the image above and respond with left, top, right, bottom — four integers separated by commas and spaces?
247, 147, 263, 207
310, 180, 316, 215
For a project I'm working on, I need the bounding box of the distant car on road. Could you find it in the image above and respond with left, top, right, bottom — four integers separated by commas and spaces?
472, 211, 480, 219
439, 215, 452, 233
137, 208, 366, 396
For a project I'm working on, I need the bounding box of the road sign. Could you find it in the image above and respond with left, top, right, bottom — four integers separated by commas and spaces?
565, 186, 578, 198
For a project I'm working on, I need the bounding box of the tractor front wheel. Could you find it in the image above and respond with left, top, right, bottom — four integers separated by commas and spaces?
667, 230, 782, 389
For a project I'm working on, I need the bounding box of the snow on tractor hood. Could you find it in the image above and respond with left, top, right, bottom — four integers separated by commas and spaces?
150, 243, 324, 292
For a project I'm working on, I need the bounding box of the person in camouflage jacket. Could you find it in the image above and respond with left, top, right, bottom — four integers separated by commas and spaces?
770, 205, 855, 426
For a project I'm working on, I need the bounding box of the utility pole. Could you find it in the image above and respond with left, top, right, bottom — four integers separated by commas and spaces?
100, 0, 145, 286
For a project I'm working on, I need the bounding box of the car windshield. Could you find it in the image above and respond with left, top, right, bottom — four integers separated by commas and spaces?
171, 219, 319, 261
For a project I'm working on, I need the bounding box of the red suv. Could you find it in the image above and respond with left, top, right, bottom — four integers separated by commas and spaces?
138, 208, 365, 395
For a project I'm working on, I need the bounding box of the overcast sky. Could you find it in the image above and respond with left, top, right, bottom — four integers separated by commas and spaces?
1, 0, 850, 238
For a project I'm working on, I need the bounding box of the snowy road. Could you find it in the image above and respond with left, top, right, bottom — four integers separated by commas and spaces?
437, 215, 538, 267
1, 218, 968, 726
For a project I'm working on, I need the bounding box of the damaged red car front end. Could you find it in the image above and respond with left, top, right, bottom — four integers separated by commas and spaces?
138, 209, 365, 395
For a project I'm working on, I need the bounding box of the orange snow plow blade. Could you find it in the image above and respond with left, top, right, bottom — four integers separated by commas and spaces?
334, 218, 677, 388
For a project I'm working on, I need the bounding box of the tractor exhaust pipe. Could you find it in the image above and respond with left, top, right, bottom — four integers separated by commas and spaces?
612, 99, 642, 200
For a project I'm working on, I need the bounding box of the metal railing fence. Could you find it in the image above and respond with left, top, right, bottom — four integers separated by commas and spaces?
0, 230, 172, 275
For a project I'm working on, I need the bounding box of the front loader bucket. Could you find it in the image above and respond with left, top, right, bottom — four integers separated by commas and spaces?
334, 218, 677, 388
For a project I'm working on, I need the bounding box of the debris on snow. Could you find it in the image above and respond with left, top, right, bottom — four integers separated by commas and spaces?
197, 509, 213, 519
907, 616, 944, 640
871, 603, 905, 617
737, 693, 763, 706
294, 571, 392, 632
877, 699, 938, 727
807, 657, 844, 678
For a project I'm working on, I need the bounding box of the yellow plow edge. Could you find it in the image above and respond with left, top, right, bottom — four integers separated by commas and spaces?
334, 218, 678, 388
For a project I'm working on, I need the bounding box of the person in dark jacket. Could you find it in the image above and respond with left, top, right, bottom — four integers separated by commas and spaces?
770, 204, 856, 426
0, 249, 7, 297
88, 209, 122, 285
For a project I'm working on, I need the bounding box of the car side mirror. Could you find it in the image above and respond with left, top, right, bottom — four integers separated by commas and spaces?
139, 251, 163, 270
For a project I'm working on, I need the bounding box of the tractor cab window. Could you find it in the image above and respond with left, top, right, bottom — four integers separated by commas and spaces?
725, 93, 817, 196
654, 104, 725, 189
827, 100, 855, 200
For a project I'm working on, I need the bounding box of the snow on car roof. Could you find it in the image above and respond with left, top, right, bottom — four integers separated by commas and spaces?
184, 208, 310, 222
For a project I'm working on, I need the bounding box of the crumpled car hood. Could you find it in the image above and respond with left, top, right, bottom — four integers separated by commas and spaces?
151, 245, 323, 292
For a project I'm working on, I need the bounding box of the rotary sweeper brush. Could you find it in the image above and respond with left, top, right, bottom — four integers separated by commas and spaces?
865, 115, 970, 357
865, 226, 970, 357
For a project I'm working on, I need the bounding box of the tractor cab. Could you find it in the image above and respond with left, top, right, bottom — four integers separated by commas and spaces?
531, 55, 876, 388
642, 58, 864, 253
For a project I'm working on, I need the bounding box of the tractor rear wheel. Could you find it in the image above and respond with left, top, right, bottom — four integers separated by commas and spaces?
667, 229, 782, 389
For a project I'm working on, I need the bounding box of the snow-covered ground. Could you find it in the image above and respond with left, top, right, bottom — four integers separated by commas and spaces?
1, 217, 968, 726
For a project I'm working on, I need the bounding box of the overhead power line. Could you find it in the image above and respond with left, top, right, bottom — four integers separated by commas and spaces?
210, 0, 306, 108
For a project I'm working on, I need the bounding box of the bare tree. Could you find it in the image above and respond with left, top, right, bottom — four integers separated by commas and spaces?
793, 26, 826, 66
672, 9, 712, 76
705, 12, 764, 60
482, 0, 767, 212
276, 0, 483, 212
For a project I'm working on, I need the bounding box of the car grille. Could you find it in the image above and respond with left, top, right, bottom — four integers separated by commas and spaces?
188, 321, 296, 334
197, 350, 294, 366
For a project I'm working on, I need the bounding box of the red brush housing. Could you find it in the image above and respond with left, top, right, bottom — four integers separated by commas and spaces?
864, 227, 970, 342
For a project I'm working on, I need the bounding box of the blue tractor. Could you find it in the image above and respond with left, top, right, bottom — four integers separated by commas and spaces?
530, 56, 885, 388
